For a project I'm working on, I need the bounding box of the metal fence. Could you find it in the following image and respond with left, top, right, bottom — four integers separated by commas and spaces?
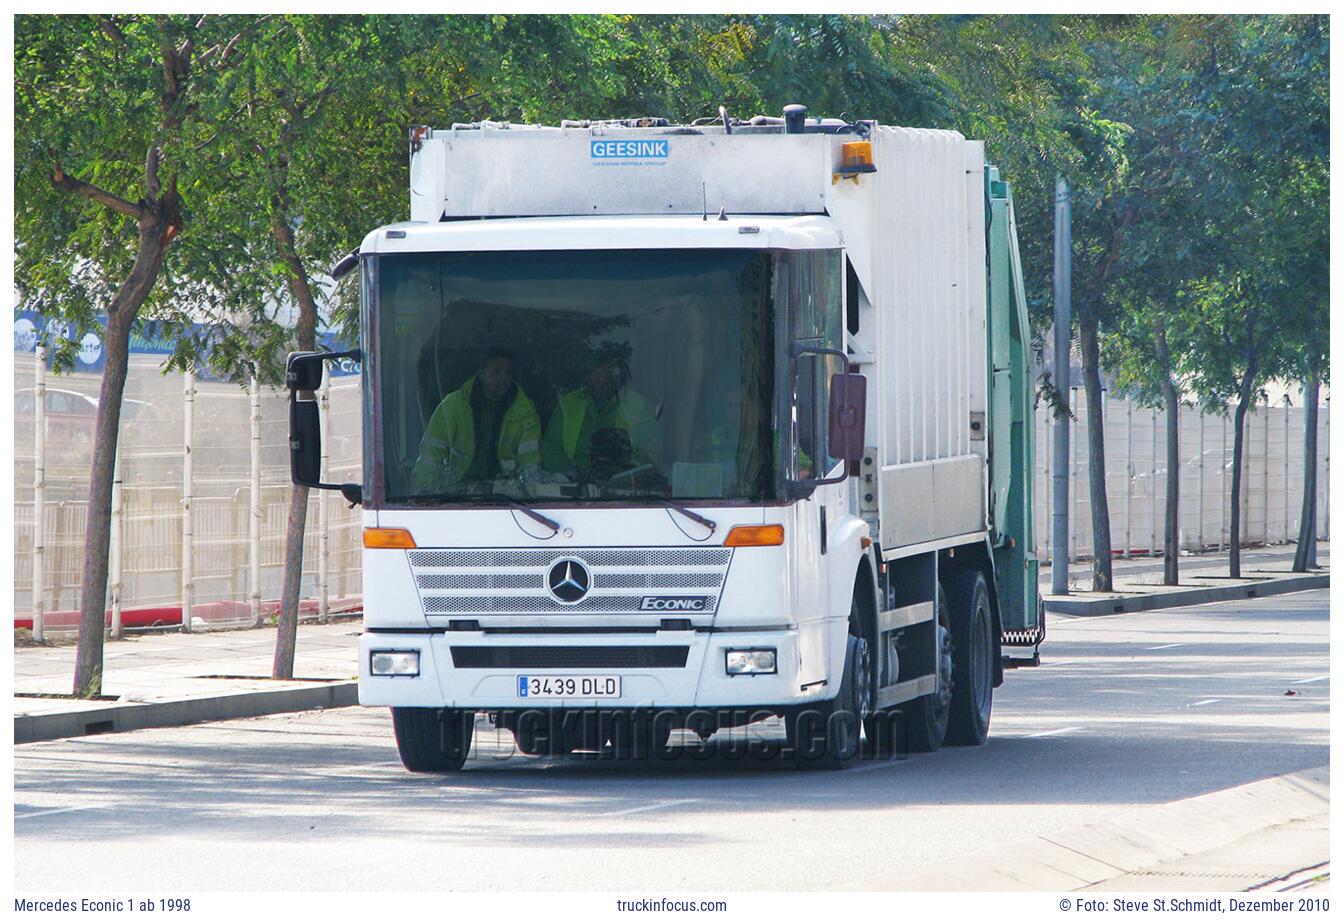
13, 353, 1330, 634
14, 350, 363, 637
1033, 388, 1330, 564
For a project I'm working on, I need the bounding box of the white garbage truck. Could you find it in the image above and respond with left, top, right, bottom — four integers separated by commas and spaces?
287, 106, 1043, 771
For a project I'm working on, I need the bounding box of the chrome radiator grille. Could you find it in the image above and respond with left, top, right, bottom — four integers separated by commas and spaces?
408, 547, 733, 617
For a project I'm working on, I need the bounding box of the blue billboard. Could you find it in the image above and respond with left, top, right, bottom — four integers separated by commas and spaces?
13, 311, 358, 379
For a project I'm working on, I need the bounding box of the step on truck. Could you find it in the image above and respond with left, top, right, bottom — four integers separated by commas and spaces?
287, 106, 1044, 772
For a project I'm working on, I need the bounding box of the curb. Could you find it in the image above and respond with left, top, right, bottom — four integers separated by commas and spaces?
1044, 573, 1329, 616
865, 766, 1329, 891
14, 681, 358, 744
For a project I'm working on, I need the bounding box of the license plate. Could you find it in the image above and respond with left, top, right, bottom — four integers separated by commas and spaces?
517, 675, 622, 699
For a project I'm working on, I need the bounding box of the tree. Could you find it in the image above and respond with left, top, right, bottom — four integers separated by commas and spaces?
1177, 16, 1328, 578
1107, 306, 1187, 584
205, 17, 420, 677
15, 15, 258, 695
1091, 20, 1229, 586
1277, 140, 1328, 573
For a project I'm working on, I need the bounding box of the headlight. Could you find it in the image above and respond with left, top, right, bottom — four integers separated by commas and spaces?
370, 650, 420, 677
725, 648, 777, 675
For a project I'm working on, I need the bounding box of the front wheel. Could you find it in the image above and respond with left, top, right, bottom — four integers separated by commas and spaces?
789, 633, 872, 770
392, 707, 474, 773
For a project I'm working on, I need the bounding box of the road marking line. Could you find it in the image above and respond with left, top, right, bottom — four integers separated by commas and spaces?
1292, 676, 1330, 684
15, 804, 109, 820
1027, 727, 1081, 738
1147, 644, 1184, 650
1192, 699, 1222, 706
601, 798, 699, 817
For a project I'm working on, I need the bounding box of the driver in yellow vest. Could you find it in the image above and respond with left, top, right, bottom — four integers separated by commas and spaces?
410, 348, 542, 488
542, 357, 660, 479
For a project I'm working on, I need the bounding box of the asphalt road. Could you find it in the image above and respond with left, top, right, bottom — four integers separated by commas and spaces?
14, 589, 1329, 892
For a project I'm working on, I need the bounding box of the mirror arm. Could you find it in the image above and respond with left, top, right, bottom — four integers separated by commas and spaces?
787, 342, 854, 496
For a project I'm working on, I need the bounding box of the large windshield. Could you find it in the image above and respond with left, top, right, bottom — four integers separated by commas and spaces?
370, 249, 779, 505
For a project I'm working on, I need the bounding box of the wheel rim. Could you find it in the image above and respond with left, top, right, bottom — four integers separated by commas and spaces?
935, 614, 953, 716
854, 636, 873, 722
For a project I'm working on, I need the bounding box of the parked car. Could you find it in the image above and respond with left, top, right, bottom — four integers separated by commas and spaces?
15, 388, 156, 445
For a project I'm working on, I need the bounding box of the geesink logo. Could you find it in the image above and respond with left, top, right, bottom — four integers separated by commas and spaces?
590, 139, 669, 160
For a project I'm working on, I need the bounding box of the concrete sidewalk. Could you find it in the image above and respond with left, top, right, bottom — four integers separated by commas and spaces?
14, 621, 359, 743
874, 767, 1329, 892
1042, 543, 1329, 616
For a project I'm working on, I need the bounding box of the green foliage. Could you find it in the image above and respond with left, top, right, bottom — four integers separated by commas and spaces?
16, 14, 1328, 402
1077, 16, 1327, 414
15, 15, 260, 371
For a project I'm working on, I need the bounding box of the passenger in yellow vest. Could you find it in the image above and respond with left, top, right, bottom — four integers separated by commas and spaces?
410, 349, 542, 489
542, 358, 660, 479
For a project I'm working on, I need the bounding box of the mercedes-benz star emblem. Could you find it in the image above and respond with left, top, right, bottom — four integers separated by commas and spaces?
547, 558, 591, 604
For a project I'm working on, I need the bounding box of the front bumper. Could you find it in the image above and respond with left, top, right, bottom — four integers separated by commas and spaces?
358, 628, 824, 710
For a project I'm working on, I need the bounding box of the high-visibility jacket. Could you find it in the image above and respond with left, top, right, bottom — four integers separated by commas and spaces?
411, 377, 541, 487
542, 386, 658, 472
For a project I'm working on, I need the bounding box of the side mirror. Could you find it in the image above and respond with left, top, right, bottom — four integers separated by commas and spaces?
828, 370, 867, 463
286, 349, 364, 505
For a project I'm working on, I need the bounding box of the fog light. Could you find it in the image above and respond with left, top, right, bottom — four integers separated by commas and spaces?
370, 650, 420, 677
725, 648, 777, 675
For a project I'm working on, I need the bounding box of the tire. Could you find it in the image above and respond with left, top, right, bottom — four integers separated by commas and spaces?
897, 588, 951, 753
945, 570, 994, 746
862, 708, 900, 758
392, 707, 474, 773
789, 632, 872, 770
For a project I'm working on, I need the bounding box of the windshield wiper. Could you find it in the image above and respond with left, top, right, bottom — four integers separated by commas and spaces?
662, 501, 717, 535
404, 492, 561, 533
483, 493, 561, 533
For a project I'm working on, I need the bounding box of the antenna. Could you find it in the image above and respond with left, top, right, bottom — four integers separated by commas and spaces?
702, 183, 708, 221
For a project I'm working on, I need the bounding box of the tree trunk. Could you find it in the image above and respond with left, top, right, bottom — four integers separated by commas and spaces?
1293, 368, 1320, 572
74, 218, 173, 697
1079, 314, 1113, 591
272, 484, 310, 678
1228, 372, 1257, 579
271, 211, 318, 680
1155, 327, 1180, 585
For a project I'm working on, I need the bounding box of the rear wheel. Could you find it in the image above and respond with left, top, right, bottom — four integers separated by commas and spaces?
945, 570, 994, 746
392, 707, 474, 773
897, 588, 951, 753
789, 632, 872, 770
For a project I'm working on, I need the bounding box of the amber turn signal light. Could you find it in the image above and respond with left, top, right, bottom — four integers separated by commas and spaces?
363, 527, 417, 549
723, 524, 785, 547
